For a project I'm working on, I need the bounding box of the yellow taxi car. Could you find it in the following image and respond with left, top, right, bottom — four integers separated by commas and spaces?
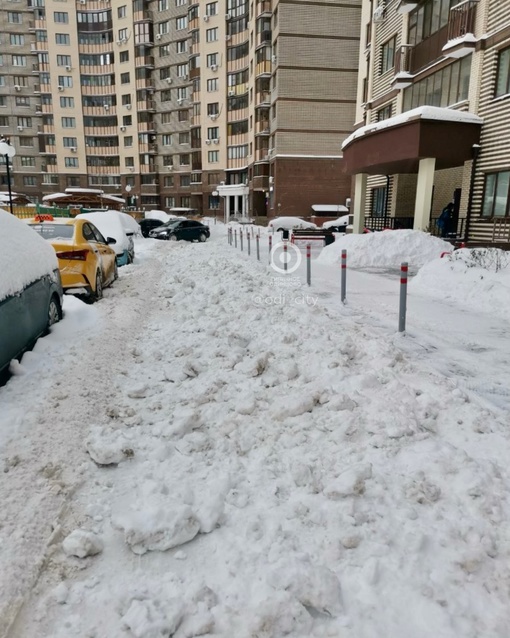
27, 215, 117, 302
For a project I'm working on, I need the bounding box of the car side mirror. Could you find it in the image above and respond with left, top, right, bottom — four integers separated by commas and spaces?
106, 237, 117, 244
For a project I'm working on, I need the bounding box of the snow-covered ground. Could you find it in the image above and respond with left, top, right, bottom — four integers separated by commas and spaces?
1, 227, 510, 637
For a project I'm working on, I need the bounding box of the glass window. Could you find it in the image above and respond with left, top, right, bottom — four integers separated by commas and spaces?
207, 78, 218, 92
371, 187, 386, 216
118, 5, 127, 18
380, 37, 396, 75
208, 150, 219, 162
495, 48, 510, 98
54, 11, 68, 23
377, 104, 392, 121
176, 16, 188, 30
206, 28, 218, 42
55, 34, 70, 45
482, 171, 510, 217
206, 2, 218, 15
176, 40, 187, 53
65, 157, 78, 167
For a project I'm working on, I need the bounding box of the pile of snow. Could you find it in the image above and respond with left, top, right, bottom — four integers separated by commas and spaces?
317, 229, 453, 268
268, 216, 317, 230
62, 530, 103, 558
411, 247, 510, 318
76, 211, 130, 255
322, 215, 350, 229
145, 209, 170, 222
118, 211, 141, 236
0, 209, 58, 302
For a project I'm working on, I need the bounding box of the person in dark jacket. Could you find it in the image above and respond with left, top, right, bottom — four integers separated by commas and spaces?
437, 202, 455, 238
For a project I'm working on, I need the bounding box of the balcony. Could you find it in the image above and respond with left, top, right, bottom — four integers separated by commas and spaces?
391, 45, 414, 89
255, 61, 272, 78
136, 55, 155, 68
256, 1, 272, 17
257, 30, 272, 48
255, 148, 270, 161
255, 120, 270, 134
255, 91, 271, 107
443, 0, 478, 58
134, 9, 152, 21
140, 164, 157, 174
137, 99, 156, 111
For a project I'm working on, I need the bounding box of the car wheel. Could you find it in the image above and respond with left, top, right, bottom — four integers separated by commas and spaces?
47, 295, 61, 329
198, 233, 207, 242
93, 271, 103, 302
169, 234, 178, 241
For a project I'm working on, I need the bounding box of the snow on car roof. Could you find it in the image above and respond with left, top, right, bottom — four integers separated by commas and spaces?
0, 209, 58, 302
75, 211, 130, 254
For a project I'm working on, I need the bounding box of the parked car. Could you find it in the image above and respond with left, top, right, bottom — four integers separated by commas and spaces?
268, 217, 318, 232
140, 218, 166, 238
27, 216, 117, 302
149, 219, 210, 242
322, 215, 350, 233
0, 210, 63, 375
76, 211, 136, 266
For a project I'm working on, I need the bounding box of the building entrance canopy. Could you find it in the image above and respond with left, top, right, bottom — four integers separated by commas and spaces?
342, 106, 483, 175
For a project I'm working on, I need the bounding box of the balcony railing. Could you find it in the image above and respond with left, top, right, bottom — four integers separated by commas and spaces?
448, 0, 478, 40
256, 1, 272, 16
394, 45, 413, 75
136, 55, 155, 68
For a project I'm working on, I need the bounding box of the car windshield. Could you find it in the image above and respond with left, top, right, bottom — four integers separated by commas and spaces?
29, 224, 74, 240
160, 220, 182, 229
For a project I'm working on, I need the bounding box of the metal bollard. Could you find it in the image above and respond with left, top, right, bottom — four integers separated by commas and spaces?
268, 235, 272, 265
240, 229, 244, 251
247, 232, 251, 256
283, 241, 288, 273
306, 243, 311, 286
234, 229, 237, 248
256, 235, 260, 261
399, 262, 408, 332
341, 249, 347, 303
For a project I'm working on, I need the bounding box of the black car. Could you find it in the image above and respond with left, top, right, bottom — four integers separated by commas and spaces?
139, 218, 167, 238
149, 219, 210, 242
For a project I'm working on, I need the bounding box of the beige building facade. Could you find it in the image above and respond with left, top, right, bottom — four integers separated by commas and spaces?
0, 0, 361, 220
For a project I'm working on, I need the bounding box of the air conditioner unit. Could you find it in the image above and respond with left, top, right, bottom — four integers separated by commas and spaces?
156, 34, 162, 40
373, 4, 386, 22
269, 176, 274, 184
213, 138, 219, 144
57, 85, 64, 91
120, 125, 126, 132
126, 104, 132, 110
225, 35, 231, 41
116, 40, 123, 46
203, 15, 209, 21
122, 38, 128, 44
104, 104, 110, 110
166, 77, 173, 84
178, 98, 184, 104
205, 139, 211, 145
271, 55, 277, 63
225, 13, 231, 19
65, 65, 72, 71
70, 146, 77, 152
17, 125, 24, 131
14, 85, 21, 91
210, 64, 218, 71
79, 0, 86, 4
228, 89, 235, 96
210, 114, 218, 120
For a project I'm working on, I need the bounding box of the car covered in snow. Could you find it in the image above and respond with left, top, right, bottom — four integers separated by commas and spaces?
268, 216, 318, 232
149, 219, 210, 242
76, 211, 136, 266
0, 210, 63, 375
321, 215, 350, 232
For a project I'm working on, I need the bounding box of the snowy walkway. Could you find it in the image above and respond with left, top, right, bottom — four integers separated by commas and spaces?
1, 229, 510, 637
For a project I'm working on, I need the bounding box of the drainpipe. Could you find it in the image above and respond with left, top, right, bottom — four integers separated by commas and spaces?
384, 175, 390, 219
464, 144, 481, 245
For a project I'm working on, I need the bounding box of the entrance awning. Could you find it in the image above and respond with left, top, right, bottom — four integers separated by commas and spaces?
311, 204, 349, 214
342, 106, 483, 175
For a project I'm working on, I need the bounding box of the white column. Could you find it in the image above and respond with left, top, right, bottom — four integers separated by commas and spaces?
352, 173, 368, 234
414, 157, 435, 231
224, 194, 230, 224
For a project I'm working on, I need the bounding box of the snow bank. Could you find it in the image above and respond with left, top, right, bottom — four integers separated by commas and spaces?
317, 229, 453, 268
411, 248, 510, 318
0, 209, 58, 302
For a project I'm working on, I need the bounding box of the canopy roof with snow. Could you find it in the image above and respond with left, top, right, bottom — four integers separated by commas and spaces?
311, 204, 349, 214
42, 188, 125, 210
342, 106, 483, 175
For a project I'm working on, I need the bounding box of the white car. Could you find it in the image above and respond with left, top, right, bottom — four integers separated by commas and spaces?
322, 215, 350, 232
268, 216, 318, 232
76, 210, 136, 266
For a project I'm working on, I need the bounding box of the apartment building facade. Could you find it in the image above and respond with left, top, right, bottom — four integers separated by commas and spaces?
0, 0, 361, 220
342, 0, 510, 247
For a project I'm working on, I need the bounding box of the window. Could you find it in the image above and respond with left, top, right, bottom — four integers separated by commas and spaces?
162, 155, 173, 167
227, 145, 248, 159
121, 72, 130, 84
165, 196, 175, 207
19, 136, 33, 147
176, 40, 187, 54
125, 157, 134, 167
0, 97, 5, 107
179, 132, 189, 144
15, 97, 30, 107
176, 0, 187, 6
160, 44, 171, 57
118, 28, 128, 40
63, 137, 77, 147
206, 28, 218, 42
381, 37, 396, 74
209, 195, 220, 209
8, 12, 22, 23
12, 55, 27, 67
206, 2, 218, 16
180, 197, 190, 208
0, 116, 8, 127
158, 0, 168, 10
17, 116, 32, 128
162, 134, 173, 145
180, 175, 190, 186
177, 87, 187, 100
403, 56, 471, 110
178, 109, 189, 121
208, 150, 219, 162
120, 51, 129, 63
177, 63, 188, 78
62, 117, 76, 128
158, 21, 169, 35
164, 177, 174, 187
60, 96, 74, 107
176, 16, 188, 30
54, 11, 68, 23
124, 136, 133, 147
10, 34, 24, 46
123, 115, 132, 125
161, 89, 172, 101
65, 157, 78, 168
207, 78, 218, 92
179, 154, 190, 165
482, 171, 510, 217
56, 34, 70, 45
496, 48, 510, 98
377, 104, 392, 121
20, 156, 36, 167
58, 76, 73, 87
118, 5, 127, 18
207, 102, 219, 116
23, 176, 37, 186
371, 186, 387, 216
207, 126, 219, 140
409, 0, 460, 48
57, 55, 71, 67
207, 53, 218, 68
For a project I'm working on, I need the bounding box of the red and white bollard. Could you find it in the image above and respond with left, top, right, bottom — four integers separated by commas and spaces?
306, 243, 311, 286
399, 262, 408, 332
283, 242, 288, 273
341, 249, 347, 303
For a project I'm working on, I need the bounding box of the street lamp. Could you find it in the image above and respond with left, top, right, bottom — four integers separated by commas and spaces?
0, 137, 16, 216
